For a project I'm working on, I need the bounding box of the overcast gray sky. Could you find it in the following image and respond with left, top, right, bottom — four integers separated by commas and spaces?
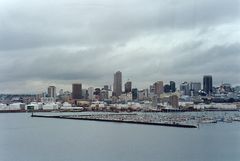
0, 0, 239, 93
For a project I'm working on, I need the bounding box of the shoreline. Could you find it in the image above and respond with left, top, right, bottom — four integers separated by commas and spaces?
0, 108, 239, 113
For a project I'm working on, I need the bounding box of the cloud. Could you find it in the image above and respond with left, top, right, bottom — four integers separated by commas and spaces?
0, 0, 239, 93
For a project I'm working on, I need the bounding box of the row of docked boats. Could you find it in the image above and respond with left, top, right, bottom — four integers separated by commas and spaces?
199, 116, 240, 124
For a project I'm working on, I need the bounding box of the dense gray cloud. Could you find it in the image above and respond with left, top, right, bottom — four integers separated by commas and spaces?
0, 0, 239, 93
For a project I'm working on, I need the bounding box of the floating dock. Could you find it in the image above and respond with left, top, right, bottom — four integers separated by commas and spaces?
31, 114, 198, 128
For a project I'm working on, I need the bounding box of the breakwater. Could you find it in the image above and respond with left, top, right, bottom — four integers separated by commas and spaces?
31, 114, 198, 128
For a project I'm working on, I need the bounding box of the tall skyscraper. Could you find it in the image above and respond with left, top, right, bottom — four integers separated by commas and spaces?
124, 81, 132, 93
170, 81, 176, 92
113, 71, 122, 97
72, 83, 82, 99
203, 75, 213, 95
154, 81, 164, 95
47, 86, 56, 98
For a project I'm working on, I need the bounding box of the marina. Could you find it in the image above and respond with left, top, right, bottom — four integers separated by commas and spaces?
31, 111, 240, 128
31, 113, 198, 128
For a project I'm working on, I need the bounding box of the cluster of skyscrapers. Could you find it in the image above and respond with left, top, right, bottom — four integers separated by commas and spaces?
46, 72, 212, 100
1, 70, 237, 107
43, 71, 240, 105
111, 72, 213, 99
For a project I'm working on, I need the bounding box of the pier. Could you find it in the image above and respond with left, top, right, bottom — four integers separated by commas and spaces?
31, 114, 198, 128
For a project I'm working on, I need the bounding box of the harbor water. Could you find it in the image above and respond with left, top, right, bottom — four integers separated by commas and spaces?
0, 112, 240, 161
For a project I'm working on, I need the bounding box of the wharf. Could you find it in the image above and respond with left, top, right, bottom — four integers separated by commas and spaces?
31, 114, 197, 128
0, 110, 26, 113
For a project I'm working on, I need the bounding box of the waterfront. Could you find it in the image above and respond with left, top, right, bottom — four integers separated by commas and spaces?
0, 112, 240, 161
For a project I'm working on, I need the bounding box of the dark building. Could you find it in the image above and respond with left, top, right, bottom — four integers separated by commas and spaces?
164, 84, 171, 93
113, 71, 122, 97
124, 81, 132, 93
47, 86, 56, 98
180, 82, 190, 96
203, 75, 213, 95
132, 88, 138, 100
103, 85, 109, 91
94, 88, 101, 96
170, 81, 176, 92
190, 82, 201, 96
72, 83, 82, 99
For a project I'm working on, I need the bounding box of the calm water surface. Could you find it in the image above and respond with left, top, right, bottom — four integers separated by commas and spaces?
0, 112, 240, 161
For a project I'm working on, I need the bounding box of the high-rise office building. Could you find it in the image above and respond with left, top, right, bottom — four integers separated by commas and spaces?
220, 83, 232, 93
103, 85, 109, 91
203, 75, 213, 95
132, 88, 138, 100
138, 89, 148, 101
164, 84, 171, 93
72, 83, 82, 99
47, 86, 56, 98
154, 81, 164, 95
59, 89, 64, 96
100, 90, 108, 100
150, 85, 155, 93
113, 71, 122, 97
94, 88, 101, 96
190, 82, 201, 96
143, 89, 149, 98
169, 95, 179, 108
88, 87, 95, 100
82, 89, 88, 99
180, 82, 190, 95
124, 81, 132, 93
170, 81, 176, 92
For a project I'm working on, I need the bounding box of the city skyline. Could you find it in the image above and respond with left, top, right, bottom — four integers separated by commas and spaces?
0, 0, 239, 93
0, 73, 239, 95
0, 68, 239, 94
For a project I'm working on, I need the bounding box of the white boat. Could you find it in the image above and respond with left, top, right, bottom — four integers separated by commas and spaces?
233, 117, 240, 121
201, 119, 217, 124
224, 118, 232, 123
